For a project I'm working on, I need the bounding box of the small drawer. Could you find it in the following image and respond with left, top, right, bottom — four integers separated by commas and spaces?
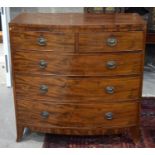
14, 75, 141, 103
79, 31, 144, 53
17, 101, 139, 128
10, 31, 74, 52
13, 51, 143, 76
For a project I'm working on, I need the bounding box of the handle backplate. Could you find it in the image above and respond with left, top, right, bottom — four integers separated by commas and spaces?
37, 36, 46, 46
40, 84, 48, 93
106, 36, 117, 47
39, 60, 48, 69
106, 60, 117, 69
105, 112, 114, 120
105, 86, 115, 94
40, 111, 49, 119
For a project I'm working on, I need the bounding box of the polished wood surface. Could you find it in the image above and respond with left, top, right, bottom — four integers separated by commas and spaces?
79, 32, 144, 52
10, 13, 146, 142
10, 13, 145, 30
17, 101, 139, 129
13, 51, 143, 76
10, 31, 74, 52
15, 75, 141, 102
16, 125, 139, 137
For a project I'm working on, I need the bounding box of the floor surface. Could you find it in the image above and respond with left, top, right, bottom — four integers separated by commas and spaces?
0, 84, 44, 148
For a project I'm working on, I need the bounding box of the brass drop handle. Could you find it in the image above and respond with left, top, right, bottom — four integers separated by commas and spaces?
105, 86, 115, 94
105, 112, 114, 120
40, 85, 48, 93
37, 36, 46, 46
106, 61, 117, 69
106, 36, 117, 47
39, 60, 48, 69
40, 111, 49, 119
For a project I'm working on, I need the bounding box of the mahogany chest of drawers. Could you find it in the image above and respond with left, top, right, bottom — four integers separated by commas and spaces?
10, 13, 146, 142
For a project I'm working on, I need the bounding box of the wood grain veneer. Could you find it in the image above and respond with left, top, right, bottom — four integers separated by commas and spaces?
12, 51, 143, 76
17, 101, 139, 129
79, 32, 144, 52
10, 31, 74, 52
15, 75, 141, 102
10, 13, 146, 142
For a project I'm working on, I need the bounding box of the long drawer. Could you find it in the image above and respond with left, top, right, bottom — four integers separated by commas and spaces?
13, 51, 143, 76
17, 101, 139, 128
79, 31, 144, 52
14, 75, 141, 102
10, 31, 74, 52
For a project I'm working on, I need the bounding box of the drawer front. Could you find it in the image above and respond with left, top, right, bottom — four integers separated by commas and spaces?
15, 75, 141, 102
13, 51, 143, 76
17, 101, 139, 128
79, 31, 144, 52
10, 31, 74, 52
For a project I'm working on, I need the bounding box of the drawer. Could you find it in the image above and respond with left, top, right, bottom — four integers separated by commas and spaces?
10, 31, 74, 52
79, 31, 144, 53
17, 101, 139, 128
13, 51, 143, 76
15, 75, 141, 102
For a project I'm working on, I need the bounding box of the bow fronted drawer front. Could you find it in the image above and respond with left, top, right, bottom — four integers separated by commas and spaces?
79, 32, 144, 53
17, 101, 139, 131
14, 75, 141, 103
12, 51, 143, 76
10, 31, 74, 52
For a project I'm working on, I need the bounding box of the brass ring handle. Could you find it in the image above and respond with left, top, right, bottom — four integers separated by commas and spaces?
37, 37, 46, 46
105, 112, 114, 120
40, 85, 48, 93
106, 61, 117, 69
40, 111, 49, 119
105, 86, 115, 94
39, 60, 48, 69
106, 36, 117, 47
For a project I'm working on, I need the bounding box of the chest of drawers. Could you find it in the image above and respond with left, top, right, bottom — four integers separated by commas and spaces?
10, 13, 146, 142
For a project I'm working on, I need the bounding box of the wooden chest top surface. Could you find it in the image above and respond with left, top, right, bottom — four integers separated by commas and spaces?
10, 13, 146, 29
